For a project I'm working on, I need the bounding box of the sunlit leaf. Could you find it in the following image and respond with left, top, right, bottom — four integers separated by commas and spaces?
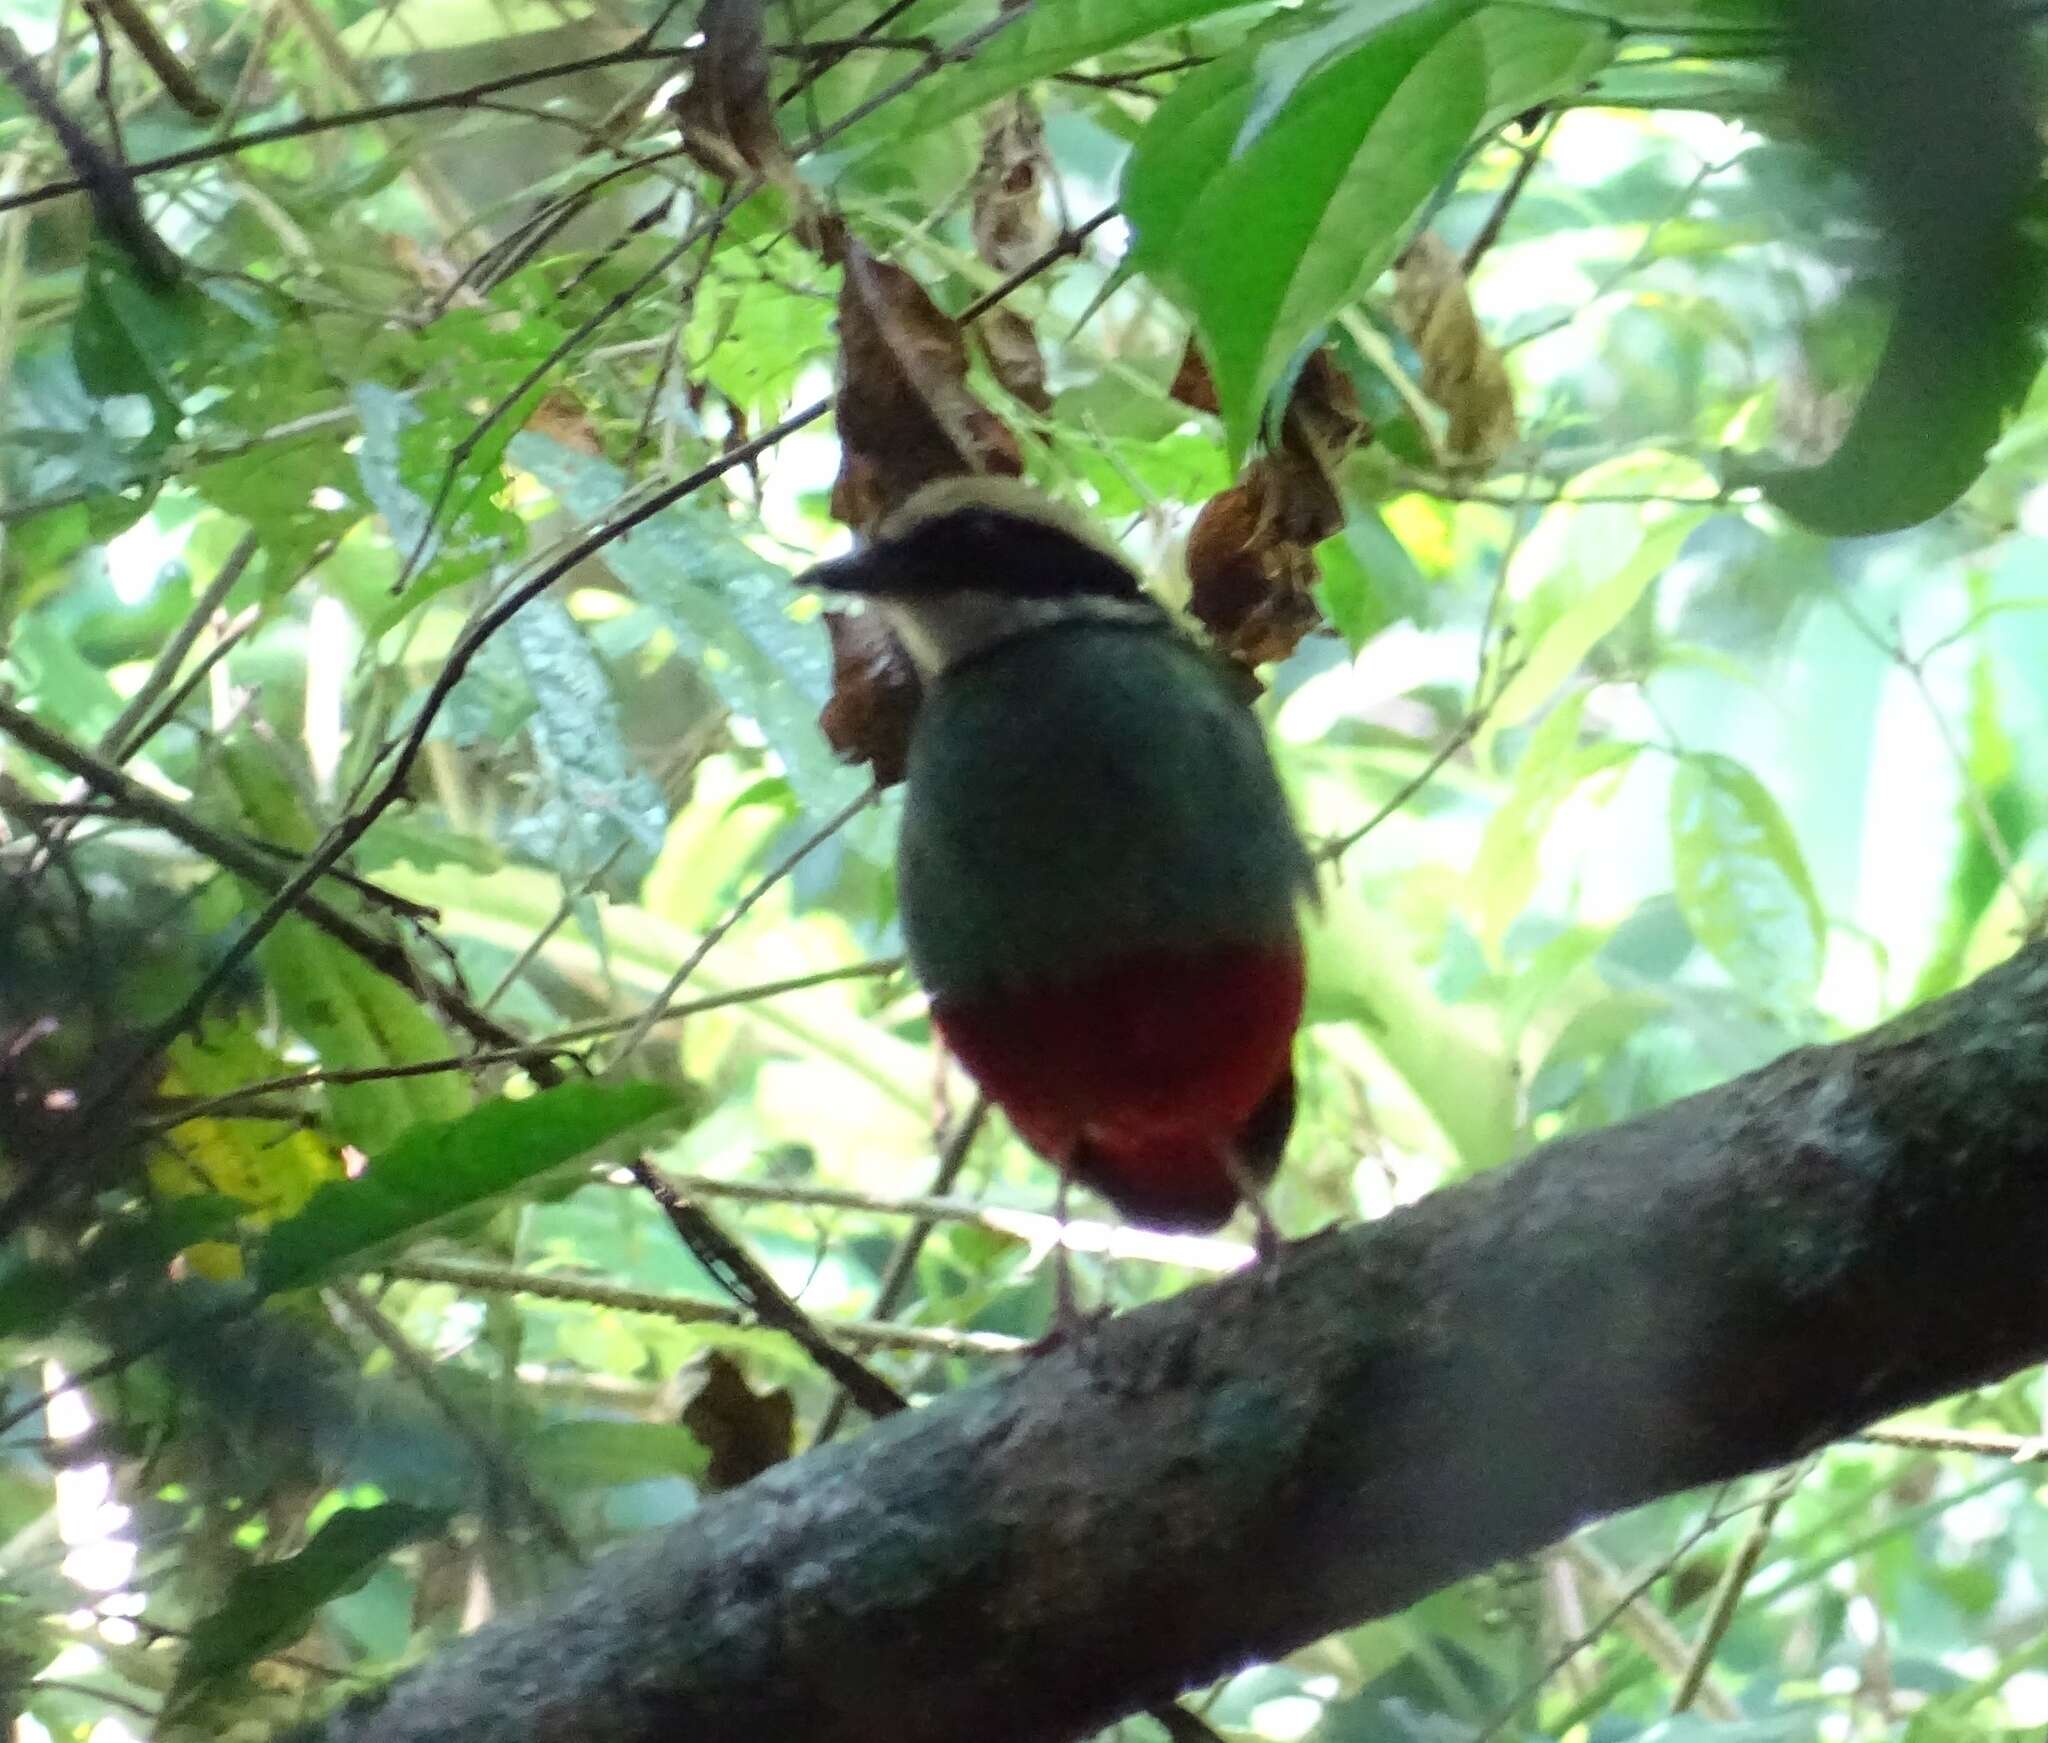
1669, 753, 1826, 1010
257, 1082, 686, 1294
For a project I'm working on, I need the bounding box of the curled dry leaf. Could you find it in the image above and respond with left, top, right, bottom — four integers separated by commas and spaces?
679, 1351, 795, 1492
671, 0, 834, 256
523, 388, 603, 456
1186, 471, 1326, 667
829, 241, 1024, 531
1184, 345, 1374, 666
1169, 337, 1221, 417
672, 0, 781, 180
818, 608, 923, 789
971, 98, 1057, 273
978, 307, 1052, 412
1393, 230, 1518, 468
970, 98, 1056, 413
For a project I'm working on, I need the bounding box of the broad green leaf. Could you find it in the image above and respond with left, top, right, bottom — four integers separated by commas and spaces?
71, 248, 198, 445
1126, 3, 1616, 454
1128, 2, 1481, 457
1741, 275, 2046, 535
1469, 691, 1638, 948
213, 744, 473, 1150
1669, 753, 1826, 1010
504, 596, 670, 879
167, 1502, 450, 1713
523, 1419, 709, 1491
1483, 511, 1704, 759
831, 0, 1257, 154
257, 1082, 685, 1294
507, 433, 877, 847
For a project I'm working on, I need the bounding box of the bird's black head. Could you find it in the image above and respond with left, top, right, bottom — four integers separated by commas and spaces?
793, 478, 1143, 603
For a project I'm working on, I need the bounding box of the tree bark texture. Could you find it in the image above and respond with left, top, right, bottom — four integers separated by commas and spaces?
292, 941, 2048, 1743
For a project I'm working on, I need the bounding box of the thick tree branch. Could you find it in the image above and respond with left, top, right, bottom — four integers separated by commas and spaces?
290, 941, 2048, 1743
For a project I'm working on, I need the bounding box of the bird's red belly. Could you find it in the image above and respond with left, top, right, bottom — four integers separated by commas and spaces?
931, 942, 1304, 1188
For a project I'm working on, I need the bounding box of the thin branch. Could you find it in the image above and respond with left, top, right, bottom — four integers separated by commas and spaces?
628, 1156, 912, 1418
1319, 709, 1486, 863
0, 41, 700, 217
328, 1280, 583, 1563
97, 530, 260, 761
605, 784, 879, 1070
1671, 1461, 1807, 1712
382, 1257, 1029, 1358
137, 959, 906, 1128
1462, 110, 1559, 274
90, 0, 222, 119
0, 22, 177, 281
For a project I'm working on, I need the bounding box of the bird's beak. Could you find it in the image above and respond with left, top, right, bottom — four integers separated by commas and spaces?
791, 547, 886, 596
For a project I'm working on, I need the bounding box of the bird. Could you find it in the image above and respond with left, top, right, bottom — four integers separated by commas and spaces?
795, 477, 1314, 1244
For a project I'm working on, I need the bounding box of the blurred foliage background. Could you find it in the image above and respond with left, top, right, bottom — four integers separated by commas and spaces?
1, 0, 2046, 1737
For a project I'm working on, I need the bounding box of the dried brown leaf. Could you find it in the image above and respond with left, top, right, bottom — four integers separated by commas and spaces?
672, 0, 786, 184
818, 608, 923, 788
1185, 471, 1324, 667
1393, 231, 1518, 467
523, 388, 603, 456
831, 241, 1023, 528
977, 308, 1052, 412
1183, 350, 1373, 666
1169, 337, 1221, 417
971, 98, 1057, 274
680, 1352, 794, 1493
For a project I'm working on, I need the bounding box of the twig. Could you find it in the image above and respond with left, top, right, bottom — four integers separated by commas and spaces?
1671, 1461, 1807, 1712
628, 1157, 914, 1417
605, 784, 879, 1070
381, 1257, 1030, 1358
91, 0, 222, 119
0, 41, 701, 217
814, 1095, 989, 1445
0, 700, 520, 1056
328, 1280, 583, 1563
0, 22, 177, 281
98, 531, 260, 761
1462, 110, 1559, 274
1319, 710, 1486, 863
137, 959, 905, 1127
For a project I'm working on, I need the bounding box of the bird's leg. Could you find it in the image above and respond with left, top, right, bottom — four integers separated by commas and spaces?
1026, 1170, 1106, 1354
1051, 1170, 1081, 1331
1224, 1151, 1284, 1263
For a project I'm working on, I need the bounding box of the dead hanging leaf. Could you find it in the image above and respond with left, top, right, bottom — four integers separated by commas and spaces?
679, 1352, 795, 1492
818, 609, 923, 788
1186, 471, 1325, 667
971, 97, 1057, 273
672, 0, 784, 182
967, 99, 1055, 414
1183, 344, 1374, 666
1169, 338, 1221, 417
977, 308, 1052, 411
831, 241, 1023, 529
523, 388, 603, 456
1393, 231, 1518, 468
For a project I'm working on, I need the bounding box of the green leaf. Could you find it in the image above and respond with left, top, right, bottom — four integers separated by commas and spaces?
507, 434, 876, 843
1739, 272, 2046, 535
1469, 691, 1637, 947
257, 1082, 685, 1294
503, 596, 670, 878
71, 248, 198, 443
1669, 753, 1826, 1011
1127, 2, 1480, 457
167, 1502, 450, 1713
1125, 3, 1615, 455
831, 0, 1255, 154
1483, 511, 1704, 759
523, 1419, 709, 1491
